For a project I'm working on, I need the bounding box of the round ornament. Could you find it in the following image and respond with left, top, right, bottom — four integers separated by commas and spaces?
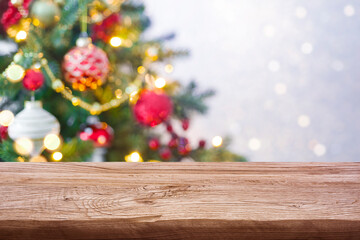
92, 13, 122, 42
30, 0, 60, 27
23, 69, 45, 91
63, 38, 110, 91
79, 122, 114, 148
1, 0, 31, 30
133, 90, 173, 127
5, 64, 25, 83
8, 101, 60, 157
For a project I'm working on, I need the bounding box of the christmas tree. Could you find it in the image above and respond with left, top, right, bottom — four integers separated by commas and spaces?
0, 0, 246, 163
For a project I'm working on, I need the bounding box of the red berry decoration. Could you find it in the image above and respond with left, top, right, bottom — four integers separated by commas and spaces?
63, 40, 109, 91
22, 69, 45, 91
0, 125, 8, 142
133, 90, 173, 127
199, 140, 206, 149
168, 138, 178, 148
79, 122, 114, 148
148, 138, 160, 150
178, 137, 191, 156
181, 119, 190, 131
159, 148, 172, 161
166, 124, 173, 133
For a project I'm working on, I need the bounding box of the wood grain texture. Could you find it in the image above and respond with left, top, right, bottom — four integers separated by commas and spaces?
0, 163, 359, 240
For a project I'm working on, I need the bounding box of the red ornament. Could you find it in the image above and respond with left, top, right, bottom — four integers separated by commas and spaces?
148, 138, 160, 150
133, 90, 173, 127
63, 43, 109, 91
92, 14, 122, 42
22, 69, 45, 91
181, 118, 190, 131
0, 125, 8, 142
79, 122, 114, 148
1, 0, 32, 30
199, 140, 206, 149
159, 148, 172, 161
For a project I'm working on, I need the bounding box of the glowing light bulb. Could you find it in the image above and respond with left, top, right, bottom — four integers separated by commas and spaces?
52, 152, 63, 161
15, 30, 27, 41
44, 134, 61, 151
110, 37, 122, 47
14, 138, 34, 156
212, 136, 223, 148
125, 152, 143, 162
314, 144, 327, 157
154, 78, 166, 88
0, 110, 14, 126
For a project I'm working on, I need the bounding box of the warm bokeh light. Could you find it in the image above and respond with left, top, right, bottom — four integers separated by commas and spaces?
14, 138, 34, 156
137, 66, 146, 74
164, 64, 174, 73
52, 152, 63, 161
248, 138, 262, 151
125, 152, 143, 162
0, 110, 14, 127
44, 134, 61, 151
212, 136, 223, 148
30, 155, 48, 162
110, 36, 122, 47
154, 77, 166, 88
15, 30, 27, 42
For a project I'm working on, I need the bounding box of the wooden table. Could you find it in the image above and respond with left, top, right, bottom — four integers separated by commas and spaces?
0, 163, 359, 239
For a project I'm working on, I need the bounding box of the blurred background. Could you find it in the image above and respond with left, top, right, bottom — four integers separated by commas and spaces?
144, 0, 360, 162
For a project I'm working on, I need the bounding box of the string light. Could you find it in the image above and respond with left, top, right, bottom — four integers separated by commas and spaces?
125, 152, 143, 162
298, 115, 311, 128
29, 155, 47, 162
154, 78, 166, 88
43, 134, 61, 151
212, 136, 223, 148
52, 152, 63, 161
0, 110, 14, 127
110, 36, 122, 47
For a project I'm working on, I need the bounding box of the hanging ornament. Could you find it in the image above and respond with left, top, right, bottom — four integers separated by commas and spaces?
8, 101, 60, 157
92, 13, 122, 43
133, 90, 173, 127
0, 125, 8, 142
22, 69, 45, 91
63, 37, 110, 91
30, 0, 60, 28
5, 64, 25, 83
79, 122, 114, 148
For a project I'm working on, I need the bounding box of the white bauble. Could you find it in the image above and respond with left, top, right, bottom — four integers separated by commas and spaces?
8, 101, 60, 157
